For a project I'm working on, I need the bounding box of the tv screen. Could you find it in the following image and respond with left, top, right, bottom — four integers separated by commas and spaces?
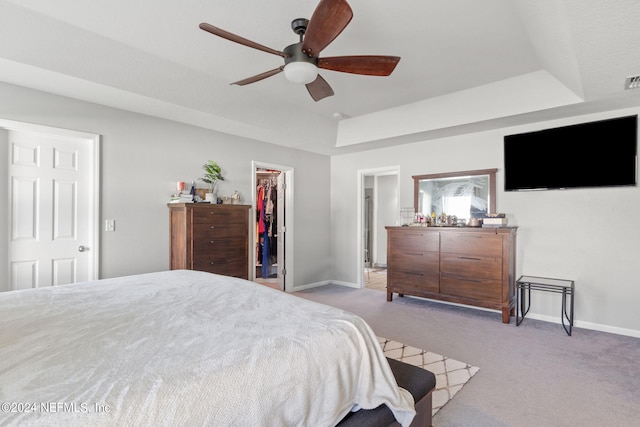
504, 115, 638, 191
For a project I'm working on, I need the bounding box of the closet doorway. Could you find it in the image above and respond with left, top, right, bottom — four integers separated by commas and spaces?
252, 161, 293, 292
357, 167, 399, 289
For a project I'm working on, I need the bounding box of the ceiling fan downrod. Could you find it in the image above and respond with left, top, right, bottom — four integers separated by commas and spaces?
291, 18, 309, 43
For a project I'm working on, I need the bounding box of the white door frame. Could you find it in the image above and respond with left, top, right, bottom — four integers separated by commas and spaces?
356, 166, 400, 288
1, 119, 100, 290
251, 161, 294, 292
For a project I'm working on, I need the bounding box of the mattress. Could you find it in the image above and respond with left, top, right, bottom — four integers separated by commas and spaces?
0, 270, 414, 426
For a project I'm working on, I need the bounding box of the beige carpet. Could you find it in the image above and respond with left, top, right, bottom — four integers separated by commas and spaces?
377, 336, 479, 416
296, 284, 640, 426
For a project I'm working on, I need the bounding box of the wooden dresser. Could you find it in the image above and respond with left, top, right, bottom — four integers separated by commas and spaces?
168, 203, 250, 279
386, 226, 517, 323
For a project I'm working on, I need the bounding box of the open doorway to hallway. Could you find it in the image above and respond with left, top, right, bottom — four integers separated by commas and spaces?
359, 168, 398, 291
364, 266, 388, 292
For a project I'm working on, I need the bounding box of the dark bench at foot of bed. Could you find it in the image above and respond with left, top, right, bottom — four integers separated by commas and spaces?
336, 357, 436, 427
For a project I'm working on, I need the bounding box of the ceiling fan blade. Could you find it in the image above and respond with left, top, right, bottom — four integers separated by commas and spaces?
306, 74, 335, 102
231, 67, 284, 86
318, 55, 401, 76
302, 0, 353, 57
199, 23, 289, 58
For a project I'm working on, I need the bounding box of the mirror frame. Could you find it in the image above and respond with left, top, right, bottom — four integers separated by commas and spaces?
413, 168, 497, 217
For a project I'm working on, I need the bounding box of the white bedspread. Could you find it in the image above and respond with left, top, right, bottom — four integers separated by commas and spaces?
0, 270, 414, 426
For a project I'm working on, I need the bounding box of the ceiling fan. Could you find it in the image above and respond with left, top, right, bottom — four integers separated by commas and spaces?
199, 0, 400, 102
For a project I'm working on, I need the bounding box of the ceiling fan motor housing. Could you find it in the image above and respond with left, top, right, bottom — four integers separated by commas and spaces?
283, 42, 318, 84
284, 42, 318, 64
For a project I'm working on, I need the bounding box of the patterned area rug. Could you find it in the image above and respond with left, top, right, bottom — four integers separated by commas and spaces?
378, 337, 479, 415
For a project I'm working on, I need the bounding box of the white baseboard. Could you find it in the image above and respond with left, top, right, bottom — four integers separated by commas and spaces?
290, 280, 332, 292
522, 312, 640, 338
319, 282, 640, 339
329, 280, 360, 289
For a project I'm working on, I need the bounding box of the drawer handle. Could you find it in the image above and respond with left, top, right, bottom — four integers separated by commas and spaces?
459, 256, 482, 261
210, 260, 231, 265
405, 271, 424, 277
210, 226, 216, 229
210, 240, 215, 244
458, 278, 482, 283
407, 252, 424, 256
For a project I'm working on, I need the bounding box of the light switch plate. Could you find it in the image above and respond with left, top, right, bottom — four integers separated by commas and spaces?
105, 219, 116, 232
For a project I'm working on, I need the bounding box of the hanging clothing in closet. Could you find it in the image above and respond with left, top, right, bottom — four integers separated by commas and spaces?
257, 184, 266, 234
266, 181, 277, 263
256, 178, 278, 278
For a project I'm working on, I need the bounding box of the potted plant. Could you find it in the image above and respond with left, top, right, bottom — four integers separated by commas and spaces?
199, 160, 225, 202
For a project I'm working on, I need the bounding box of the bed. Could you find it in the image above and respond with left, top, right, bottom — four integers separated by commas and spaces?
0, 270, 415, 426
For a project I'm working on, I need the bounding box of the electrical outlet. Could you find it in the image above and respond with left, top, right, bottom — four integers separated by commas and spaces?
105, 219, 116, 232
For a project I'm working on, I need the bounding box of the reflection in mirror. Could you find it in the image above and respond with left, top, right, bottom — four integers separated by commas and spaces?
413, 169, 497, 222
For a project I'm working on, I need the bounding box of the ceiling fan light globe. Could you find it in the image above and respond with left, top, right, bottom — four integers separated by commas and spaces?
284, 62, 318, 84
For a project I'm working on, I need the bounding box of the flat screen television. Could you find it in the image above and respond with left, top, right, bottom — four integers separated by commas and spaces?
504, 115, 638, 191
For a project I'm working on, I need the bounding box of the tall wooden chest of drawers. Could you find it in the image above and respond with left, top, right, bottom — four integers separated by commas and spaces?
168, 203, 250, 279
386, 226, 517, 323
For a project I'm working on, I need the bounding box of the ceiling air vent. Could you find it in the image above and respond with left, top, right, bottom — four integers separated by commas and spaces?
624, 75, 640, 90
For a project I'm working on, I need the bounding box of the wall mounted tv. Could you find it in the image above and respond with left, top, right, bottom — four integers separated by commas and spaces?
504, 115, 638, 191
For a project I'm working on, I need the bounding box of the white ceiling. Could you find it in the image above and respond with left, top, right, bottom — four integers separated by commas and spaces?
1, 0, 640, 155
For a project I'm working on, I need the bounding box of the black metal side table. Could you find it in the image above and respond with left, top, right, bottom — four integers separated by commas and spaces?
516, 275, 575, 336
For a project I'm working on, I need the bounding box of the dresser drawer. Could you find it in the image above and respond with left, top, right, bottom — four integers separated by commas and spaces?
440, 232, 502, 257
388, 269, 440, 293
440, 275, 502, 302
192, 256, 247, 278
192, 222, 246, 238
389, 250, 438, 269
388, 251, 439, 293
389, 230, 439, 252
192, 208, 247, 224
440, 253, 501, 280
192, 238, 246, 257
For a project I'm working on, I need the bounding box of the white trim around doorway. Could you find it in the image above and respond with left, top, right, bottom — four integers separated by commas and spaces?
0, 118, 101, 289
251, 161, 294, 292
356, 166, 400, 289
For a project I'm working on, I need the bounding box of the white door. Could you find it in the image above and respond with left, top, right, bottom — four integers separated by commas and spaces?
276, 171, 286, 291
7, 127, 98, 290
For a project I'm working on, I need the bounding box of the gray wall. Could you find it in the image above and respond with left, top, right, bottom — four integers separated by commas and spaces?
332, 107, 640, 336
0, 82, 331, 289
0, 129, 7, 288
4, 79, 640, 336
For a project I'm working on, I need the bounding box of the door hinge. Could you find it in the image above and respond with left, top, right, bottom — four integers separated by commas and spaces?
281, 269, 287, 276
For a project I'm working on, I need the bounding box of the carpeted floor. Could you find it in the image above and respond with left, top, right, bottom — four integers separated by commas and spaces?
295, 284, 640, 427
378, 336, 479, 415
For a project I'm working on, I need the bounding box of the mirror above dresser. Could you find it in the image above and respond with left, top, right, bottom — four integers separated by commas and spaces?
413, 169, 497, 222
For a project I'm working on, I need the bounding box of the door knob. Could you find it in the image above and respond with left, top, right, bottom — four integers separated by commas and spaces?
78, 245, 89, 252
